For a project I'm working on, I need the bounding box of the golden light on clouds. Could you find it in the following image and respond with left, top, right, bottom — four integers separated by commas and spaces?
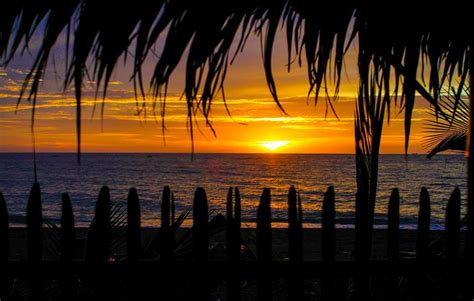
0, 33, 434, 154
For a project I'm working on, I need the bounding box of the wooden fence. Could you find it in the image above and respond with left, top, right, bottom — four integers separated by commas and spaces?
0, 183, 469, 300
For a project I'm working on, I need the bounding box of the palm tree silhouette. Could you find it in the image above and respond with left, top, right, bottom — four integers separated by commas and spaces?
0, 3, 470, 154
1, 1, 474, 256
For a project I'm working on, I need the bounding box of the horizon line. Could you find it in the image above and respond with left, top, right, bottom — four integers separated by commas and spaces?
0, 151, 462, 156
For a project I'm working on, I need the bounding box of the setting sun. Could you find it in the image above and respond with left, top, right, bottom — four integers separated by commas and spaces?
258, 141, 289, 151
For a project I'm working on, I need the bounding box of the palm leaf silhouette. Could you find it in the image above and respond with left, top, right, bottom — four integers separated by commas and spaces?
0, 3, 470, 156
423, 86, 469, 158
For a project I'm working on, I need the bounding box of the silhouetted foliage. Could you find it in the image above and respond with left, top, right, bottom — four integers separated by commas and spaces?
423, 86, 469, 158
0, 3, 469, 157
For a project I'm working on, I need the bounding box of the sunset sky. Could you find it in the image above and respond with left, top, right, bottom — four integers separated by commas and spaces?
0, 28, 433, 154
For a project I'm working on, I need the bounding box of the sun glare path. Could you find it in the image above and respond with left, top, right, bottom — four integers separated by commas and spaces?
258, 141, 289, 151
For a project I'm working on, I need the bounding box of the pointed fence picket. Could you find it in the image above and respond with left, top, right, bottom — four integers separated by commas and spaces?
0, 183, 467, 300
321, 186, 335, 301
288, 185, 303, 300
444, 188, 461, 300
26, 182, 42, 299
127, 188, 140, 263
160, 186, 173, 261
417, 187, 431, 261
59, 193, 75, 299
0, 192, 8, 299
386, 188, 400, 301
257, 187, 272, 301
226, 187, 241, 301
193, 187, 210, 300
446, 188, 461, 261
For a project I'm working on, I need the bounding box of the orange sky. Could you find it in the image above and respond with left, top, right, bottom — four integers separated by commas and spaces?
0, 30, 435, 154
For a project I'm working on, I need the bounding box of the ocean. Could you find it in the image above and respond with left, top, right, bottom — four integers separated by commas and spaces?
0, 153, 467, 229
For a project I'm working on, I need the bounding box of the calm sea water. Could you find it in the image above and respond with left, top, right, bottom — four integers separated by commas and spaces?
0, 153, 467, 229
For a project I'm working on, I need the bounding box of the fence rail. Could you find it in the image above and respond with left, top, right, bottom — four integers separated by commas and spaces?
0, 184, 468, 300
